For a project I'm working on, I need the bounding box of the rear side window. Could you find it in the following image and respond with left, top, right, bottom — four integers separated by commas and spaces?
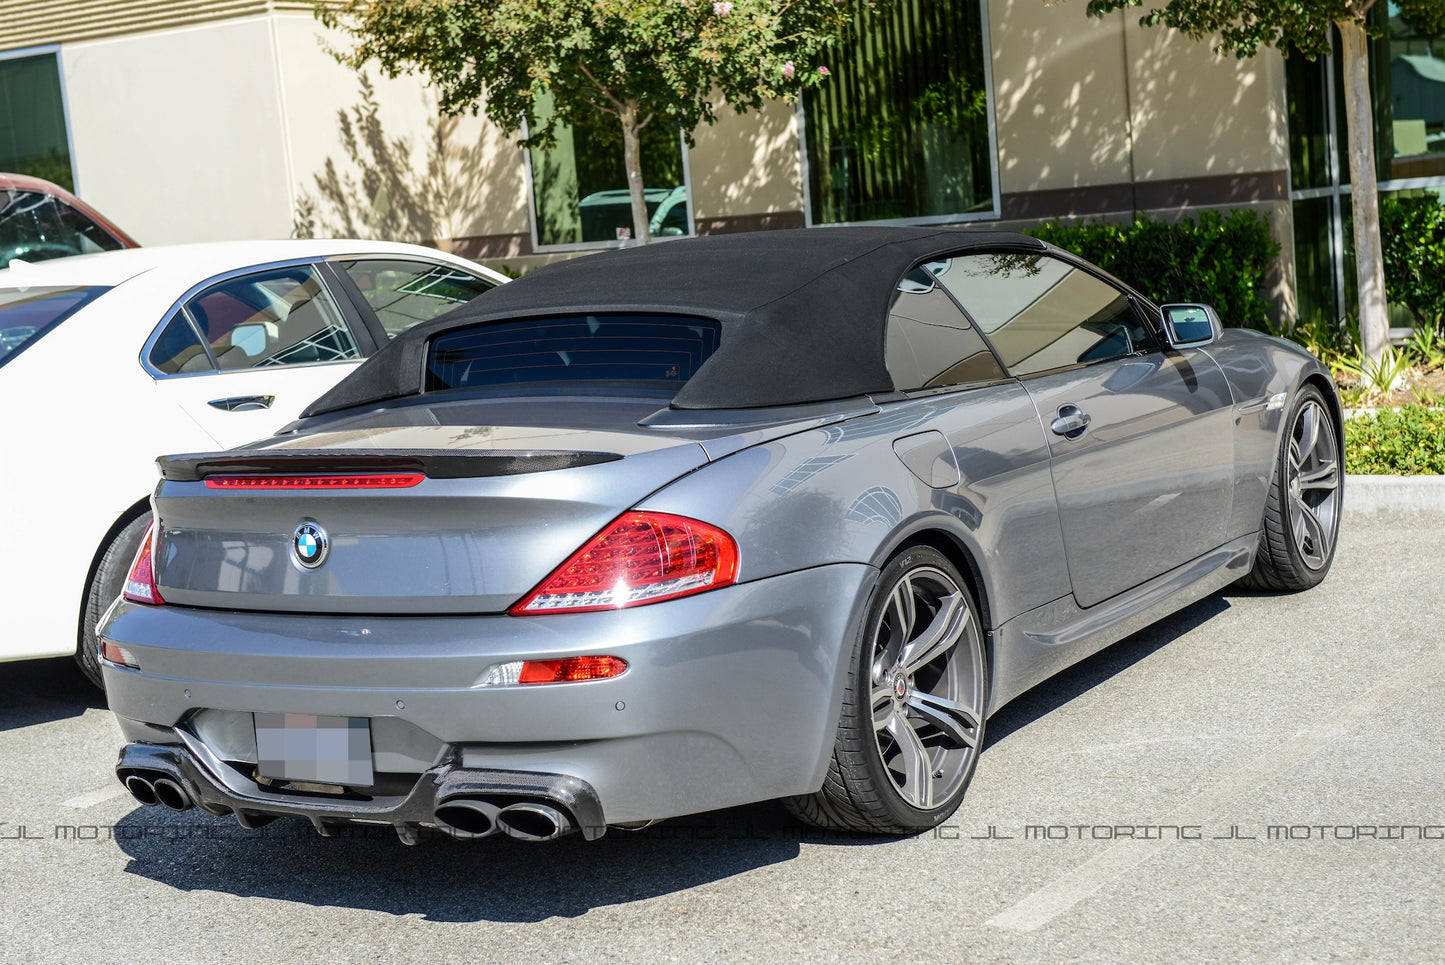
427, 314, 722, 392
888, 268, 1005, 391
0, 285, 109, 368
338, 259, 497, 339
175, 265, 360, 373
0, 190, 125, 265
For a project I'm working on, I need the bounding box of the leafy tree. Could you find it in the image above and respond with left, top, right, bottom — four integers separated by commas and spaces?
1083, 0, 1445, 366
319, 0, 857, 244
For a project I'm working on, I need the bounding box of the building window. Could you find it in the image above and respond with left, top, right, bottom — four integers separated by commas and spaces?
526, 92, 692, 250
802, 0, 998, 226
1286, 4, 1445, 323
1386, 3, 1445, 181
0, 50, 74, 191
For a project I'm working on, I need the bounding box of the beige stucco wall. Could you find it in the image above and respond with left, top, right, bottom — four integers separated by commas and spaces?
57, 13, 533, 249
1125, 20, 1288, 181
988, 0, 1133, 194
61, 17, 294, 244
689, 95, 804, 220
273, 13, 531, 246
988, 0, 1288, 194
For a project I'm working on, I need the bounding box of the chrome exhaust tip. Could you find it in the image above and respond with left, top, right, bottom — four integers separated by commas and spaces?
152, 777, 193, 811
123, 773, 158, 806
495, 802, 571, 842
433, 798, 501, 839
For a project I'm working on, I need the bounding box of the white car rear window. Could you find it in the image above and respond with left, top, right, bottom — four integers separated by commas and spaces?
0, 285, 109, 368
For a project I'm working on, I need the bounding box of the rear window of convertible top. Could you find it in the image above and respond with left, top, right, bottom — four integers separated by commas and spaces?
425, 313, 723, 393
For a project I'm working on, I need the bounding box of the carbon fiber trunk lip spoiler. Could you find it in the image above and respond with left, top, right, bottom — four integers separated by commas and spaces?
157, 448, 623, 482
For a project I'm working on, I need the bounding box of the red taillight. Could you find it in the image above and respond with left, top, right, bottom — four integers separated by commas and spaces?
123, 523, 164, 606
510, 512, 739, 614
204, 473, 424, 490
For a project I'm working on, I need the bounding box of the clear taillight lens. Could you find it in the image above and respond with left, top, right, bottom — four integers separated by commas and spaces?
509, 512, 738, 614
122, 522, 164, 606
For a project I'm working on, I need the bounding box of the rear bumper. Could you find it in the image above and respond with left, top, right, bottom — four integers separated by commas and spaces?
100, 563, 875, 829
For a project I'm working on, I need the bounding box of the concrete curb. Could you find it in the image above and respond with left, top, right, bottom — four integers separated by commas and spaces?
1345, 474, 1445, 515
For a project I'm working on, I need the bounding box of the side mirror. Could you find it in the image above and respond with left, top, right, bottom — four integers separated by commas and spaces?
1158, 303, 1220, 348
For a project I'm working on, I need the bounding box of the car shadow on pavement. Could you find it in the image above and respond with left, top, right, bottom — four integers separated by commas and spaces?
107, 592, 1233, 921
0, 657, 105, 732
110, 799, 895, 922
982, 593, 1232, 748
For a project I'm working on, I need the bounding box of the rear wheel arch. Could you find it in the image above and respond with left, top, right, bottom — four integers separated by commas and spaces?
75, 498, 152, 687
874, 522, 993, 637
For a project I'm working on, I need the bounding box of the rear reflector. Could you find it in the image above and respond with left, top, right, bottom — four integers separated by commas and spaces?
510, 511, 738, 614
100, 639, 140, 669
204, 473, 425, 490
122, 523, 164, 606
480, 655, 629, 686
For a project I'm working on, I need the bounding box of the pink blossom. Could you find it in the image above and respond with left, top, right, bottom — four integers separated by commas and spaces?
782, 60, 795, 79
713, 1, 732, 14
818, 66, 830, 76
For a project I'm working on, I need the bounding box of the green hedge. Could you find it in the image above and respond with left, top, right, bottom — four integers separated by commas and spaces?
1028, 209, 1280, 330
1379, 195, 1445, 330
1345, 406, 1445, 475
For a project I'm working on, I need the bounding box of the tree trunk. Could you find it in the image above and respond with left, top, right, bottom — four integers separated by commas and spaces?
1336, 19, 1390, 366
619, 101, 651, 245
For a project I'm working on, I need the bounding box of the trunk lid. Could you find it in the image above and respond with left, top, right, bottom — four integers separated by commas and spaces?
150, 396, 877, 614
153, 423, 710, 614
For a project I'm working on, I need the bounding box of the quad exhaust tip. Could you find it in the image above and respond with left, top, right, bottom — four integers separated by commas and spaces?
432, 797, 573, 842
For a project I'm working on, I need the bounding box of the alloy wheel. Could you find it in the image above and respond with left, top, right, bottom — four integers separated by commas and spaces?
868, 565, 985, 810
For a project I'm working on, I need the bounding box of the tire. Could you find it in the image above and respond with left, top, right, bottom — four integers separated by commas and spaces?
785, 545, 988, 834
76, 511, 151, 689
1240, 384, 1342, 591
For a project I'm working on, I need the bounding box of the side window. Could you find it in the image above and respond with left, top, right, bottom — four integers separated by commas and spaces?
887, 267, 1005, 391
182, 265, 360, 371
934, 254, 1156, 377
338, 259, 497, 339
148, 311, 210, 375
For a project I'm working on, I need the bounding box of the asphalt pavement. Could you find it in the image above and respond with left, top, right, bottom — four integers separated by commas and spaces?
1, 496, 1442, 963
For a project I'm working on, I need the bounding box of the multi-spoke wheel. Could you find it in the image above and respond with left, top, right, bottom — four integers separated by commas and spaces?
786, 546, 987, 833
1241, 384, 1342, 591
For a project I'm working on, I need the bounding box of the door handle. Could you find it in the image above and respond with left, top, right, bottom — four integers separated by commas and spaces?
1050, 404, 1091, 439
207, 395, 275, 412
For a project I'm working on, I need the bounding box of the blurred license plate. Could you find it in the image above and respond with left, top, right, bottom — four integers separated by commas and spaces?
254, 713, 374, 786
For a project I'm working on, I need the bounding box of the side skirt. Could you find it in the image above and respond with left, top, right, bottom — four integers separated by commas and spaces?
987, 532, 1258, 714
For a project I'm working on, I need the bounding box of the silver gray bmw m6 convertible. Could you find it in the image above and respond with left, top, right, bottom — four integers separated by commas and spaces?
101, 227, 1341, 843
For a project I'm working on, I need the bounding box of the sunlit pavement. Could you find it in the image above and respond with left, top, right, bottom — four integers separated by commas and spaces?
2, 500, 1441, 964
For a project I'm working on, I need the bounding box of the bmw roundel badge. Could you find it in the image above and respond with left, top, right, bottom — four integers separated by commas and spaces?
292, 521, 329, 569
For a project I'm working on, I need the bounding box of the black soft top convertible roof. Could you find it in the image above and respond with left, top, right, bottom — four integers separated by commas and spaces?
304, 226, 1046, 415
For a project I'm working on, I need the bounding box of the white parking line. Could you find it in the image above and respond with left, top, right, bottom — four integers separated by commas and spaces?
986, 645, 1445, 932
59, 785, 130, 810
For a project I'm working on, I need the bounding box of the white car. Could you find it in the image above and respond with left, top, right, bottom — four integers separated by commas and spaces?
0, 240, 507, 685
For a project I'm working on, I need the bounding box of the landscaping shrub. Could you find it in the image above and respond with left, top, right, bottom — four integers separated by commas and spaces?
1379, 195, 1445, 332
1029, 209, 1280, 330
1345, 405, 1445, 475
